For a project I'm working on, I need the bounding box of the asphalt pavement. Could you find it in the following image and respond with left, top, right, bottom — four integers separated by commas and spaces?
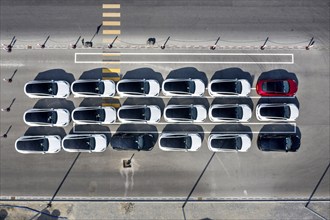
0, 0, 329, 203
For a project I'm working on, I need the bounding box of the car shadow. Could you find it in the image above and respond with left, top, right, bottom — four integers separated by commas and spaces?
211, 97, 254, 110
122, 98, 165, 113
70, 125, 111, 146
33, 99, 75, 113
211, 124, 253, 140
258, 69, 299, 85
167, 97, 210, 110
167, 67, 208, 87
162, 124, 204, 141
116, 124, 159, 141
259, 124, 301, 137
79, 68, 103, 79
34, 69, 75, 84
122, 68, 164, 85
211, 67, 254, 86
24, 127, 67, 139
257, 97, 300, 109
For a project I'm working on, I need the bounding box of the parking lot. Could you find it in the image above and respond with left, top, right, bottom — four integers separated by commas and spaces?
0, 0, 329, 204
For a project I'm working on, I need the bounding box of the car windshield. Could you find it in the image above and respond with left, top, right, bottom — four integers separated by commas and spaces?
119, 107, 150, 120
112, 134, 140, 150
160, 135, 192, 149
26, 82, 58, 95
211, 81, 242, 94
17, 138, 49, 152
64, 137, 95, 150
73, 109, 105, 122
166, 106, 196, 120
260, 136, 288, 151
25, 111, 57, 124
164, 81, 192, 94
262, 81, 289, 93
73, 81, 105, 95
260, 106, 290, 119
118, 81, 148, 95
212, 106, 242, 119
211, 136, 242, 150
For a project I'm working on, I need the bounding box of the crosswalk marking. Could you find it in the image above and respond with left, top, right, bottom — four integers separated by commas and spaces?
103, 21, 121, 26
102, 68, 121, 73
103, 12, 120, 17
103, 30, 121, 35
102, 4, 120, 9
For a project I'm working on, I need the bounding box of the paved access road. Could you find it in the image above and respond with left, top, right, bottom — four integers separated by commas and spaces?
0, 0, 329, 200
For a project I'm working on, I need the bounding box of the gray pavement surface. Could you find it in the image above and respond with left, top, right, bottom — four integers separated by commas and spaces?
0, 0, 329, 205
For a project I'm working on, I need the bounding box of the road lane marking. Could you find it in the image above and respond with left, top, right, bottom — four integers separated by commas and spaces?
103, 12, 121, 17
102, 68, 121, 73
102, 4, 120, 9
103, 30, 121, 35
103, 21, 121, 26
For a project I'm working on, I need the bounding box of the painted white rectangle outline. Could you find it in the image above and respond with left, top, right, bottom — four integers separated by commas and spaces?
74, 53, 294, 64
73, 122, 296, 134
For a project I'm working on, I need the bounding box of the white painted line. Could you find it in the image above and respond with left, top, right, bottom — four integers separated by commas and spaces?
73, 123, 296, 134
75, 53, 294, 64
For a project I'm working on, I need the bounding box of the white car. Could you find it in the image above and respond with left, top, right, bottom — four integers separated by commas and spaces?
62, 134, 107, 153
256, 103, 299, 121
24, 80, 70, 98
117, 105, 161, 123
208, 134, 251, 152
164, 105, 207, 122
116, 79, 160, 97
162, 78, 205, 96
23, 108, 70, 127
15, 135, 61, 154
158, 133, 202, 152
71, 79, 115, 97
209, 104, 252, 122
72, 106, 116, 124
208, 79, 251, 97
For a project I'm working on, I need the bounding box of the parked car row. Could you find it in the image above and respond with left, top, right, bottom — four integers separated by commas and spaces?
23, 103, 299, 126
15, 132, 301, 154
24, 78, 298, 98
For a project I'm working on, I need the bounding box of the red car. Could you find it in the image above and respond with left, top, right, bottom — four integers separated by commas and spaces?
256, 79, 297, 96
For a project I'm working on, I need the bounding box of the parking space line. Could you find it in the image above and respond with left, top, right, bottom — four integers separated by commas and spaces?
103, 12, 121, 17
75, 52, 294, 64
102, 4, 120, 9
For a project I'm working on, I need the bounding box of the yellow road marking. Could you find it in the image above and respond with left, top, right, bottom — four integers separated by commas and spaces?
103, 30, 121, 35
103, 21, 121, 26
102, 4, 120, 9
102, 77, 121, 81
102, 68, 121, 73
103, 13, 120, 17
102, 103, 121, 108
